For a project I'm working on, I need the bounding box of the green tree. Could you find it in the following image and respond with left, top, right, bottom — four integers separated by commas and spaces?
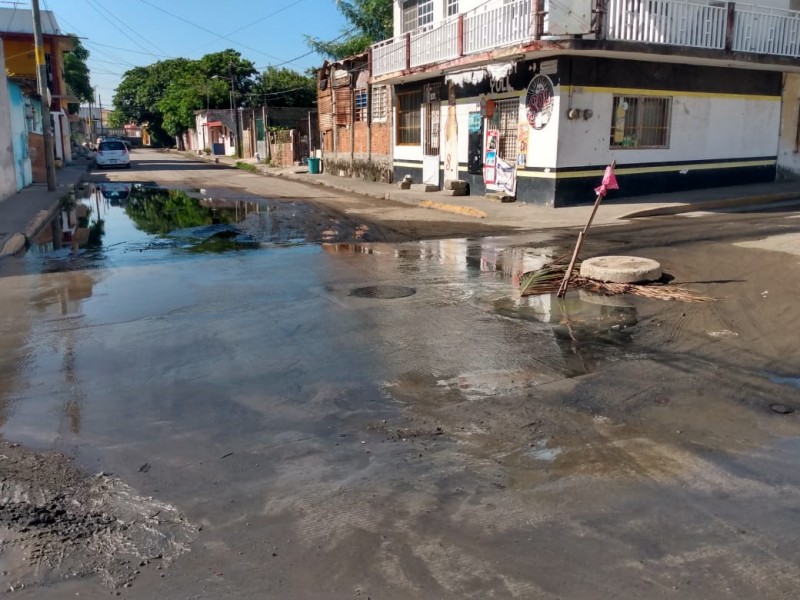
110, 50, 257, 146
251, 67, 315, 107
306, 0, 392, 60
63, 35, 93, 114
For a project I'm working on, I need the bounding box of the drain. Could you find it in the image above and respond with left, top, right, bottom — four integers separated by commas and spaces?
350, 285, 417, 299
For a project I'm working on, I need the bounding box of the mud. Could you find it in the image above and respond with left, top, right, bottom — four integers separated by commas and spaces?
0, 441, 196, 591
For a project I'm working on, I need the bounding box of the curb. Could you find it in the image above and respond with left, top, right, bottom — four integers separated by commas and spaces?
619, 191, 800, 219
419, 200, 487, 218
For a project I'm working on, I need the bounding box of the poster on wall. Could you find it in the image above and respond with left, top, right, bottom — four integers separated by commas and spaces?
483, 129, 499, 185
467, 112, 483, 175
517, 121, 530, 166
494, 158, 517, 196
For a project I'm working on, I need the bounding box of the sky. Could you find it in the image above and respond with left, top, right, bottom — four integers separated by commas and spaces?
40, 0, 350, 107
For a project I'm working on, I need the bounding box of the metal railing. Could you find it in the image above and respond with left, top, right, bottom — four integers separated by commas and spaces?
605, 0, 726, 48
733, 5, 800, 56
372, 36, 407, 78
411, 17, 460, 67
370, 0, 800, 78
464, 0, 533, 54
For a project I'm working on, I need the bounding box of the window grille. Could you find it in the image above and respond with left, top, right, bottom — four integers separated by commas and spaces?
446, 0, 459, 16
397, 89, 423, 145
402, 0, 434, 32
424, 83, 442, 156
355, 90, 368, 122
371, 85, 388, 123
495, 98, 519, 162
610, 96, 672, 149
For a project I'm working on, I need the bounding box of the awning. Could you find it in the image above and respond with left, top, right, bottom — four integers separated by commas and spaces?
206, 120, 223, 127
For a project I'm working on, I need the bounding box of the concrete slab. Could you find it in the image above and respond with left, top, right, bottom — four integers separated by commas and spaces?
580, 255, 662, 283
411, 183, 438, 193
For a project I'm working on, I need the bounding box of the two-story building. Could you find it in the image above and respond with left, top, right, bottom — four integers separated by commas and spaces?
366, 0, 800, 206
1, 6, 75, 181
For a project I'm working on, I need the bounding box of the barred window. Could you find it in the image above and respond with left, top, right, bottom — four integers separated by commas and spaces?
402, 0, 434, 33
446, 0, 459, 16
355, 90, 368, 122
610, 96, 672, 149
371, 85, 388, 123
397, 89, 423, 145
495, 98, 519, 162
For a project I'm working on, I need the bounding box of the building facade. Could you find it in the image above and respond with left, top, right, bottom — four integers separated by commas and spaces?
0, 8, 77, 178
366, 0, 800, 206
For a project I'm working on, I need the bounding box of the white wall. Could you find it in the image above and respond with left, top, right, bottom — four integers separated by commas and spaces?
777, 73, 800, 179
556, 88, 781, 168
392, 0, 499, 37
0, 44, 18, 202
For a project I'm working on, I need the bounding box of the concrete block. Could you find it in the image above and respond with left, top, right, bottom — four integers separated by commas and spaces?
486, 192, 516, 203
444, 179, 468, 191
0, 232, 26, 256
440, 188, 467, 197
411, 183, 439, 193
580, 255, 662, 283
397, 180, 411, 189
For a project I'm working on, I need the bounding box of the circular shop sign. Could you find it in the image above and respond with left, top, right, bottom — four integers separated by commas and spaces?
526, 74, 554, 130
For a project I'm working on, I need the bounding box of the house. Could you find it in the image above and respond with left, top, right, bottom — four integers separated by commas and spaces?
317, 53, 392, 181
0, 7, 76, 174
364, 0, 800, 206
194, 109, 238, 156
0, 42, 17, 200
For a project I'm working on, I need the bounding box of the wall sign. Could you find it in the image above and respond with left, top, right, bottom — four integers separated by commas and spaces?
525, 74, 554, 130
484, 129, 499, 184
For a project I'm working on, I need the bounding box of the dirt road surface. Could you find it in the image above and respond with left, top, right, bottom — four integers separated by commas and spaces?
1, 150, 799, 598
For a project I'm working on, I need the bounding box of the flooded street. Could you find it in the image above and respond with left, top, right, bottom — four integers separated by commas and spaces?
2, 158, 800, 598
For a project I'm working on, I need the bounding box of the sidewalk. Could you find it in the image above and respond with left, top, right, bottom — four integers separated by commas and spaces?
189, 152, 800, 229
0, 161, 89, 257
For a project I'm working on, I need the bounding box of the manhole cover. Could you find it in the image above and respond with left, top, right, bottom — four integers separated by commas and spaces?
350, 285, 417, 299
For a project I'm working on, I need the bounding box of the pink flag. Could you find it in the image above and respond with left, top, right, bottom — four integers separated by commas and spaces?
594, 164, 619, 198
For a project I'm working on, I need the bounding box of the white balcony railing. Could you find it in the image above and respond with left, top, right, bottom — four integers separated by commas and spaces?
606, 0, 726, 48
370, 0, 800, 78
464, 0, 533, 55
411, 17, 460, 68
372, 36, 407, 78
733, 6, 800, 56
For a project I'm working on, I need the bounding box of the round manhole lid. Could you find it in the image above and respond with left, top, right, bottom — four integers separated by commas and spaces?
350, 285, 417, 299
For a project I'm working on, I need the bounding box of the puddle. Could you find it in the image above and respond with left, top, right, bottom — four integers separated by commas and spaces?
767, 374, 800, 391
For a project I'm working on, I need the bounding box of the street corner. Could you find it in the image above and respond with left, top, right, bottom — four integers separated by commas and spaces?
419, 199, 487, 218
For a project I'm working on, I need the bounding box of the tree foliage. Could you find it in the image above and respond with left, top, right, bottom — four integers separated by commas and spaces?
252, 67, 315, 108
63, 35, 93, 113
110, 50, 257, 144
306, 0, 392, 60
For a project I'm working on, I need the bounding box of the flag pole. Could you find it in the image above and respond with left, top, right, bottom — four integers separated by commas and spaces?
556, 161, 617, 298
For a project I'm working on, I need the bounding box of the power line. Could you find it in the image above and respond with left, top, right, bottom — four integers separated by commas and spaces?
135, 0, 284, 62
83, 0, 171, 58
219, 0, 304, 37
257, 28, 356, 71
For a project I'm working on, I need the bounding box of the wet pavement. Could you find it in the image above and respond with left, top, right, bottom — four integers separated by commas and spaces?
2, 181, 800, 598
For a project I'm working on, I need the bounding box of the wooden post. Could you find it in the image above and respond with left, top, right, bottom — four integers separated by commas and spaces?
556, 161, 616, 298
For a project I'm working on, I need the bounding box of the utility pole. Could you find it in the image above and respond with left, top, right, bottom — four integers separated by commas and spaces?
229, 62, 241, 158
31, 0, 56, 190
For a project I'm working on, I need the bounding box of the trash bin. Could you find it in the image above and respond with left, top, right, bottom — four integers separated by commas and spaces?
308, 157, 321, 174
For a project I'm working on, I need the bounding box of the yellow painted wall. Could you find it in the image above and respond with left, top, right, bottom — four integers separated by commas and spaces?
3, 39, 37, 77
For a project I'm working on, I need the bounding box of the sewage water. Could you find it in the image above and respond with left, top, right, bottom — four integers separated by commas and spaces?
1, 184, 636, 452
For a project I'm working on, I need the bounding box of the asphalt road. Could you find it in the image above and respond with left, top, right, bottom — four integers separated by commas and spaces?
1, 149, 800, 599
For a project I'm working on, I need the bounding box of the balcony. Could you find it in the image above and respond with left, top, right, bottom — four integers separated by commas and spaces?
370, 0, 800, 78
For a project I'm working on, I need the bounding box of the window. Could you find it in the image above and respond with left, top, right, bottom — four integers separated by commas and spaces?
371, 85, 388, 123
446, 0, 459, 16
610, 95, 671, 149
396, 89, 423, 145
402, 0, 434, 33
495, 98, 519, 162
355, 90, 368, 122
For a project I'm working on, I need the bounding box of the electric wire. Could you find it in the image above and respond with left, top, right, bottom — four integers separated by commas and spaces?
83, 0, 172, 58
135, 0, 284, 62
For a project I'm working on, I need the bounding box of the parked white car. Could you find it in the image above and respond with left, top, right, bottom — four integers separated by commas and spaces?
95, 139, 131, 169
